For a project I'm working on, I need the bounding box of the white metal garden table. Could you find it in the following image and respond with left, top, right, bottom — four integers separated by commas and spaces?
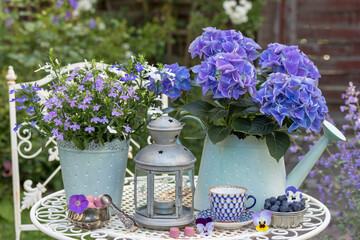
30, 176, 331, 240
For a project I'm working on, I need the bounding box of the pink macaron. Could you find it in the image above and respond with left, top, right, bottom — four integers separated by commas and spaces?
87, 202, 96, 208
86, 195, 95, 203
169, 227, 180, 238
94, 195, 104, 207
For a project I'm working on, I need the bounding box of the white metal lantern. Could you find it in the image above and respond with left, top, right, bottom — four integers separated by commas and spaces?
133, 116, 196, 230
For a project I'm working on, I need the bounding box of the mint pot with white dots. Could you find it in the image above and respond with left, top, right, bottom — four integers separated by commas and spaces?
193, 120, 346, 212
57, 139, 129, 210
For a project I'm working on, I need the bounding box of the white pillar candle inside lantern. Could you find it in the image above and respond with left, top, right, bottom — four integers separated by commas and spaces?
133, 116, 196, 230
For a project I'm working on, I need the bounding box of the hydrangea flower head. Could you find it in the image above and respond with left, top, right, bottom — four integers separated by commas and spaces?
259, 43, 321, 80
188, 27, 261, 62
69, 195, 88, 214
192, 52, 257, 99
256, 73, 328, 132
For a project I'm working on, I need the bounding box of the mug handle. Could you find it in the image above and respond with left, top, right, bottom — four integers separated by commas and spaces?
246, 195, 256, 210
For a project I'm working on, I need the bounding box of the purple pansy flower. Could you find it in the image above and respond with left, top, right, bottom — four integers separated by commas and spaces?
69, 195, 88, 214
286, 186, 303, 204
255, 73, 328, 132
252, 210, 271, 232
196, 217, 214, 236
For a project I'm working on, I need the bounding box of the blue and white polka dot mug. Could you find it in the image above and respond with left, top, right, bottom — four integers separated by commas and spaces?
209, 185, 256, 222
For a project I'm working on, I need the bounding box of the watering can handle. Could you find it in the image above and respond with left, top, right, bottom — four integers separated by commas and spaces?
175, 115, 207, 146
179, 115, 207, 131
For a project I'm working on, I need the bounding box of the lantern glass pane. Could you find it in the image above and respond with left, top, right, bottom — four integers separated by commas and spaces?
135, 169, 148, 216
153, 174, 177, 217
182, 169, 194, 211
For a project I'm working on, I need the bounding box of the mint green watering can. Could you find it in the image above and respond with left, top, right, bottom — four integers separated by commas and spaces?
181, 117, 346, 212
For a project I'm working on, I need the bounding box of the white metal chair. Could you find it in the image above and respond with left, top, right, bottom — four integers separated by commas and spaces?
6, 63, 168, 240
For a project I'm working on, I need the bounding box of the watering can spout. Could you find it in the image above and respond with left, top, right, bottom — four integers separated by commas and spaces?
286, 120, 346, 188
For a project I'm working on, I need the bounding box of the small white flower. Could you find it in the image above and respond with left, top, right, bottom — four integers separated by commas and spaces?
223, 0, 252, 25
98, 22, 106, 31
107, 125, 117, 134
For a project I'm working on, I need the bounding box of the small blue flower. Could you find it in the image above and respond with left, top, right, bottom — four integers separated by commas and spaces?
135, 63, 143, 72
89, 19, 97, 29
120, 73, 137, 82
85, 125, 95, 133
13, 124, 21, 132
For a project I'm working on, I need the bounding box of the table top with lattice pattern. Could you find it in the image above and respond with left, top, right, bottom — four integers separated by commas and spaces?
30, 177, 331, 240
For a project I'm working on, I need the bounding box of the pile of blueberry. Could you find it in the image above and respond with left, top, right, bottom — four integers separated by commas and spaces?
264, 195, 306, 212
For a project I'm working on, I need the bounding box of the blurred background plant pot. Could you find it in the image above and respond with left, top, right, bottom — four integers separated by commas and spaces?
57, 139, 129, 208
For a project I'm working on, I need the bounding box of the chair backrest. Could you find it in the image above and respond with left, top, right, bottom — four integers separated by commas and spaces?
7, 63, 168, 240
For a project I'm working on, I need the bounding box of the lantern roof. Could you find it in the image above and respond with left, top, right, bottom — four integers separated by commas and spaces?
134, 143, 196, 167
147, 116, 183, 131
134, 116, 196, 167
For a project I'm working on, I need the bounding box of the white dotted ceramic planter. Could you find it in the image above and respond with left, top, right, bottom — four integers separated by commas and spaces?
58, 139, 129, 209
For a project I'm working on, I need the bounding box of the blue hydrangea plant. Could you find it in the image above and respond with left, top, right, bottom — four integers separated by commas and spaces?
182, 27, 328, 161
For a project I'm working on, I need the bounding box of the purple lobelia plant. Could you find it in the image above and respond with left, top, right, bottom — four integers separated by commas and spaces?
290, 82, 360, 237
10, 50, 191, 150
180, 27, 327, 161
